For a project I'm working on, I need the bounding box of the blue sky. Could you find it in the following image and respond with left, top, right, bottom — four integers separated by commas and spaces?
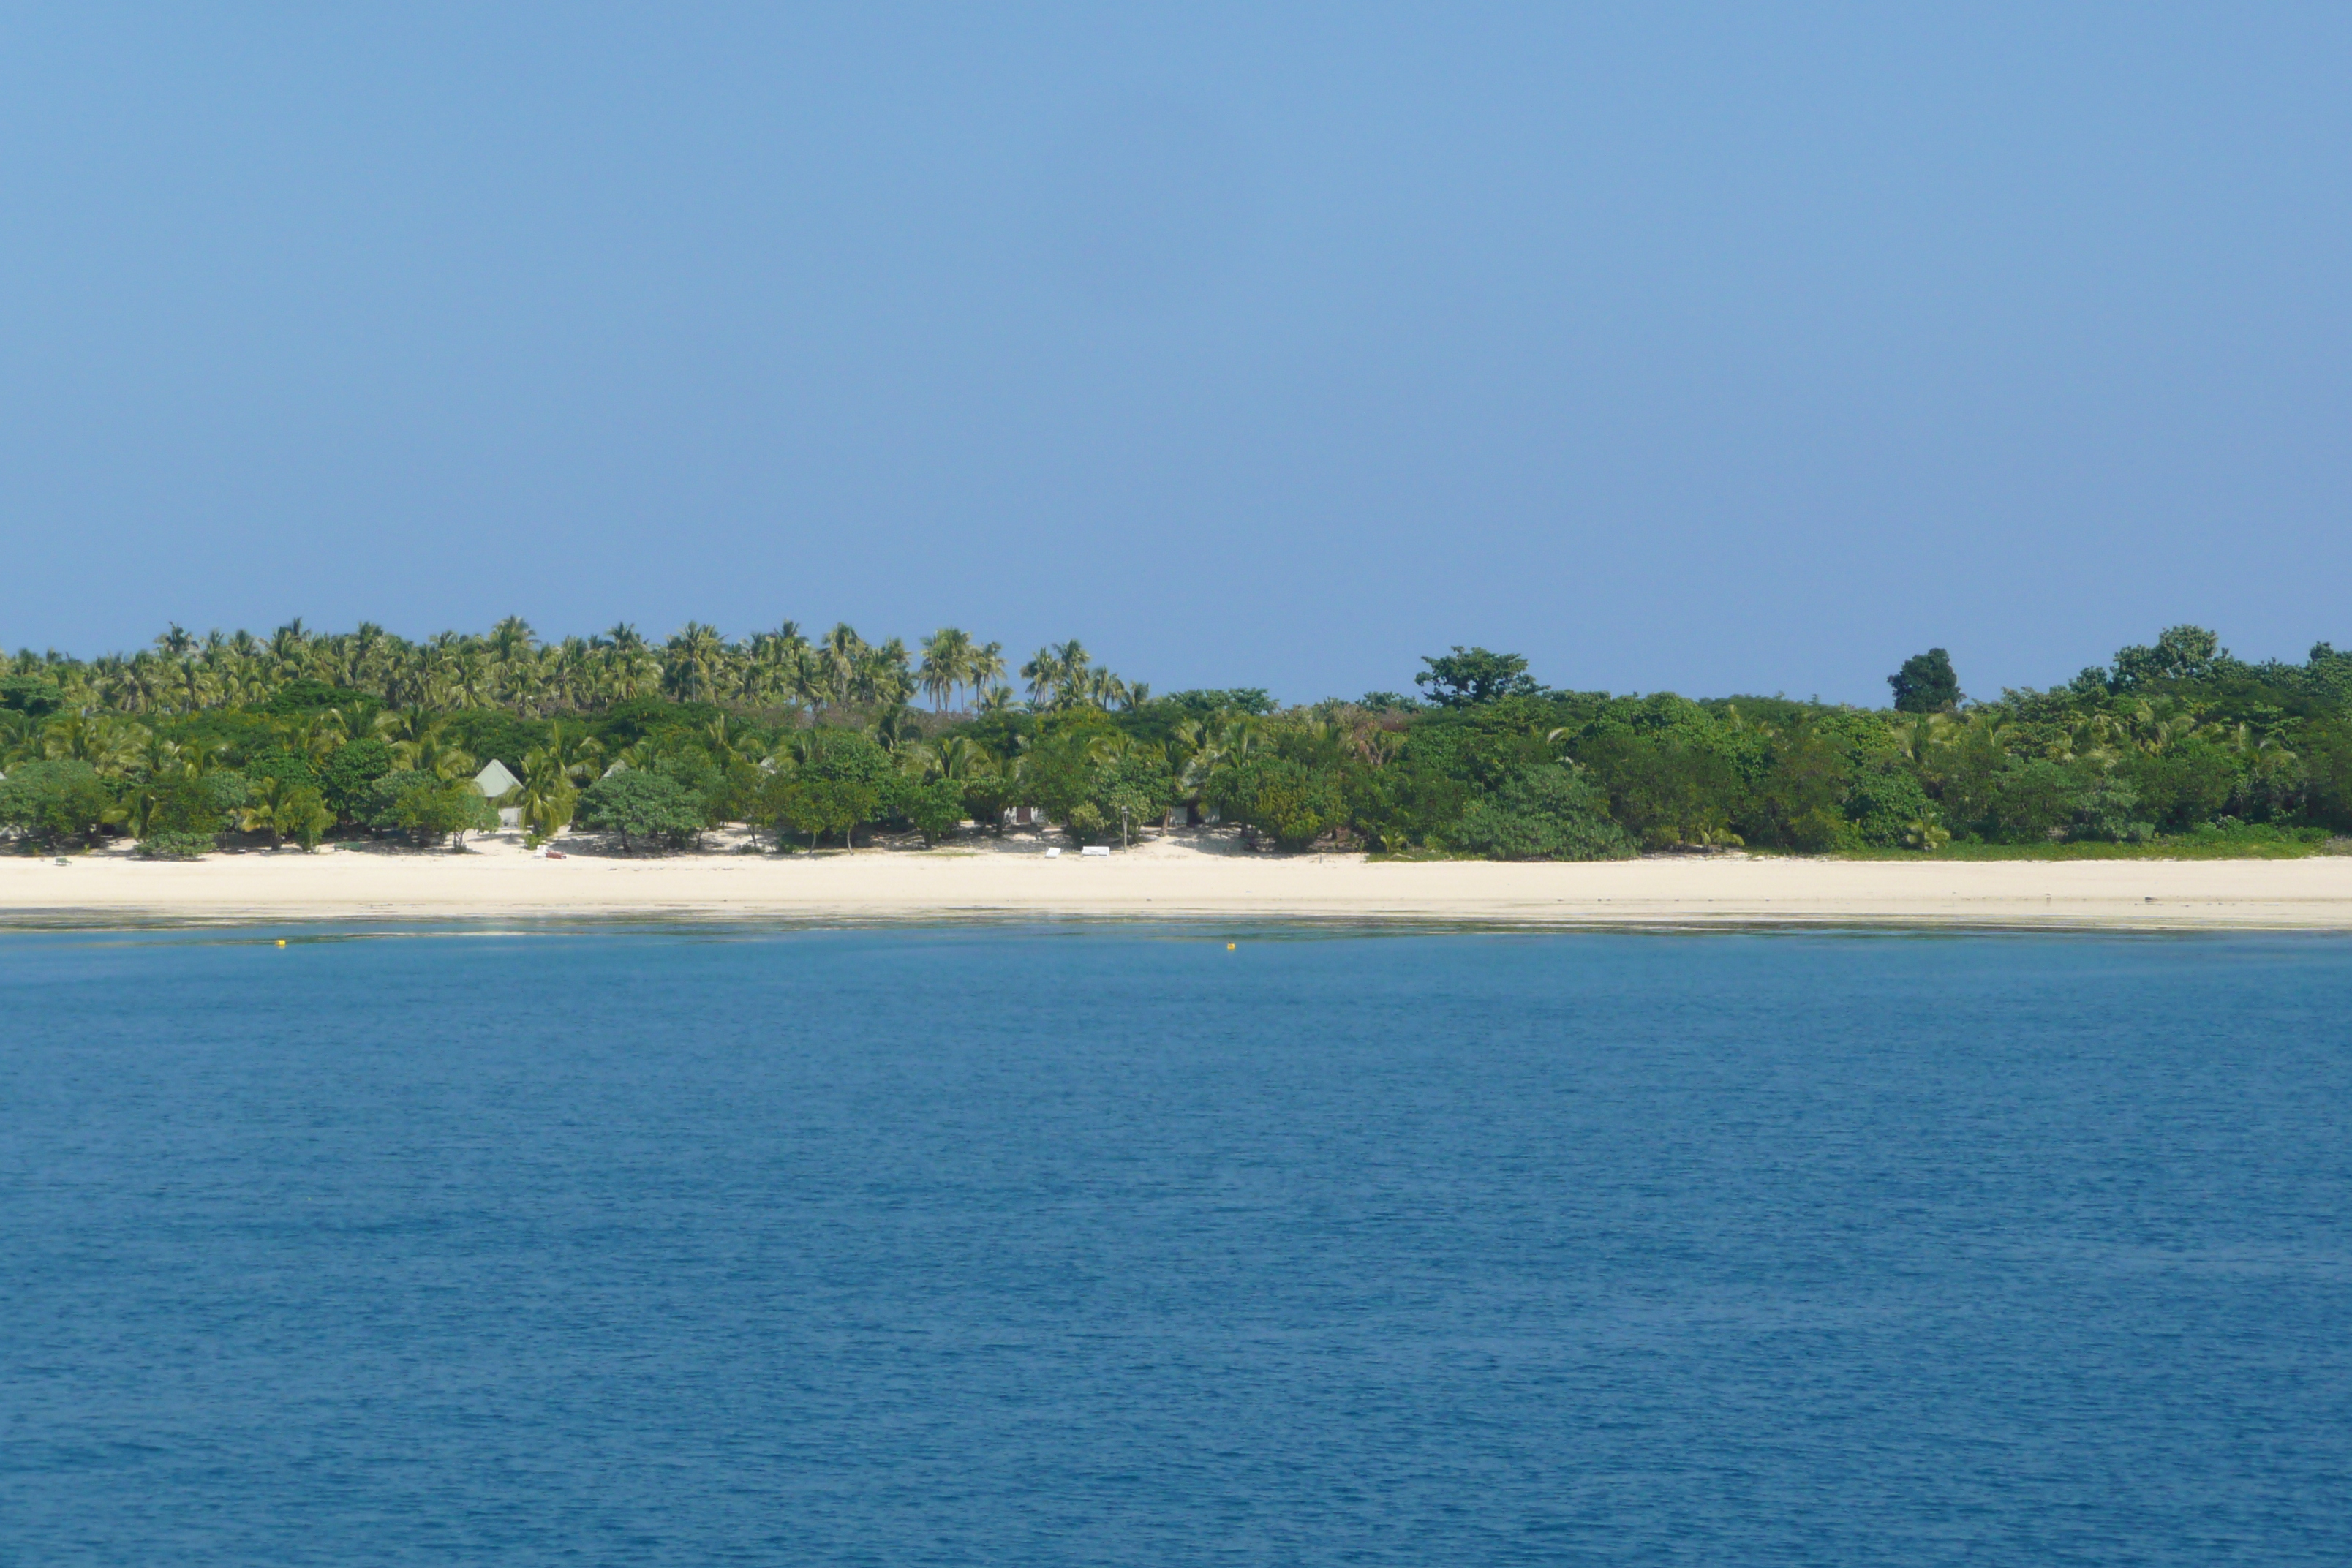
4, 6, 2348, 704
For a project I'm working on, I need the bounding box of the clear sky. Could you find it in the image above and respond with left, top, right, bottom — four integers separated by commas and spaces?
5, 6, 2348, 704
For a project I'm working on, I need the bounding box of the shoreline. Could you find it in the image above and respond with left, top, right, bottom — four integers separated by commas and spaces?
6, 829, 2352, 931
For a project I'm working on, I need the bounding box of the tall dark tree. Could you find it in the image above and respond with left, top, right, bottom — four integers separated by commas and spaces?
1888, 648, 1960, 713
1414, 647, 1539, 707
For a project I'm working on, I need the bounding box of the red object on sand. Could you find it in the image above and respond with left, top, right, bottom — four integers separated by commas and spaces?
546, 850, 566, 859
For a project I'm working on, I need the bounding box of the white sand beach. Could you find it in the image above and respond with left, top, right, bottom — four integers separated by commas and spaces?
4, 827, 2350, 928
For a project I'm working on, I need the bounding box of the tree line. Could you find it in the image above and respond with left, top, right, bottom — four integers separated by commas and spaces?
4, 620, 2351, 859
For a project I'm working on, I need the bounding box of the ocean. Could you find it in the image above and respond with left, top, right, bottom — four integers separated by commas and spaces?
4, 926, 2348, 1564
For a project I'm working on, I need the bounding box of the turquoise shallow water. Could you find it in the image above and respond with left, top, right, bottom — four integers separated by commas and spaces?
3, 927, 2350, 1565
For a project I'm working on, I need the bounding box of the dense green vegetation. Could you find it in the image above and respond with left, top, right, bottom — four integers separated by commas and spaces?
4, 619, 2349, 859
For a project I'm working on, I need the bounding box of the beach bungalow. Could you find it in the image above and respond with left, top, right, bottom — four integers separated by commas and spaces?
472, 758, 524, 828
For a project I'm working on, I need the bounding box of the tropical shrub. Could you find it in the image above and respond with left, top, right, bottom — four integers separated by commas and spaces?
243, 747, 319, 791
2070, 777, 2155, 843
1986, 759, 2086, 842
1738, 731, 1850, 851
137, 772, 247, 843
1450, 765, 1635, 861
1209, 756, 1345, 851
1845, 766, 1940, 848
2116, 741, 2238, 832
135, 830, 213, 860
1586, 736, 1740, 849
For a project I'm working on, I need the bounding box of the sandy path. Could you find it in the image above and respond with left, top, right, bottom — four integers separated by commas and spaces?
4, 829, 2351, 929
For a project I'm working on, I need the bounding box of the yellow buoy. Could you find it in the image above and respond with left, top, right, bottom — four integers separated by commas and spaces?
275, 939, 287, 947
1226, 942, 1236, 951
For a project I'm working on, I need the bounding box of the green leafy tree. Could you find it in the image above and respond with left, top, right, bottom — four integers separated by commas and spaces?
767, 728, 893, 848
1414, 647, 1539, 707
1094, 751, 1175, 848
2071, 776, 2155, 843
358, 769, 432, 834
1018, 734, 1098, 826
245, 745, 320, 792
764, 774, 876, 851
390, 777, 500, 848
2110, 625, 2228, 688
316, 738, 394, 822
0, 675, 65, 718
0, 759, 113, 848
960, 772, 1017, 836
883, 772, 967, 845
1887, 648, 1961, 714
649, 750, 728, 827
576, 769, 705, 853
1164, 688, 1277, 717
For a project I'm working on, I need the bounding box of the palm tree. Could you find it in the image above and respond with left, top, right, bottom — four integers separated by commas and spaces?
0, 711, 40, 767
703, 715, 759, 765
744, 623, 810, 709
524, 720, 605, 786
608, 641, 661, 701
968, 641, 1006, 702
513, 751, 581, 840
390, 719, 477, 781
133, 731, 191, 780
282, 715, 342, 767
172, 656, 219, 713
818, 623, 868, 710
268, 619, 311, 674
1080, 666, 1126, 710
663, 622, 728, 701
437, 646, 493, 710
42, 715, 146, 778
238, 777, 331, 851
919, 627, 973, 712
488, 616, 537, 663
867, 703, 921, 752
864, 638, 914, 708
1020, 647, 1061, 708
929, 735, 990, 780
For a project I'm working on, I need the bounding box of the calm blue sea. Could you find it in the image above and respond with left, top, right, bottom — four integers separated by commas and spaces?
4, 927, 2350, 1565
